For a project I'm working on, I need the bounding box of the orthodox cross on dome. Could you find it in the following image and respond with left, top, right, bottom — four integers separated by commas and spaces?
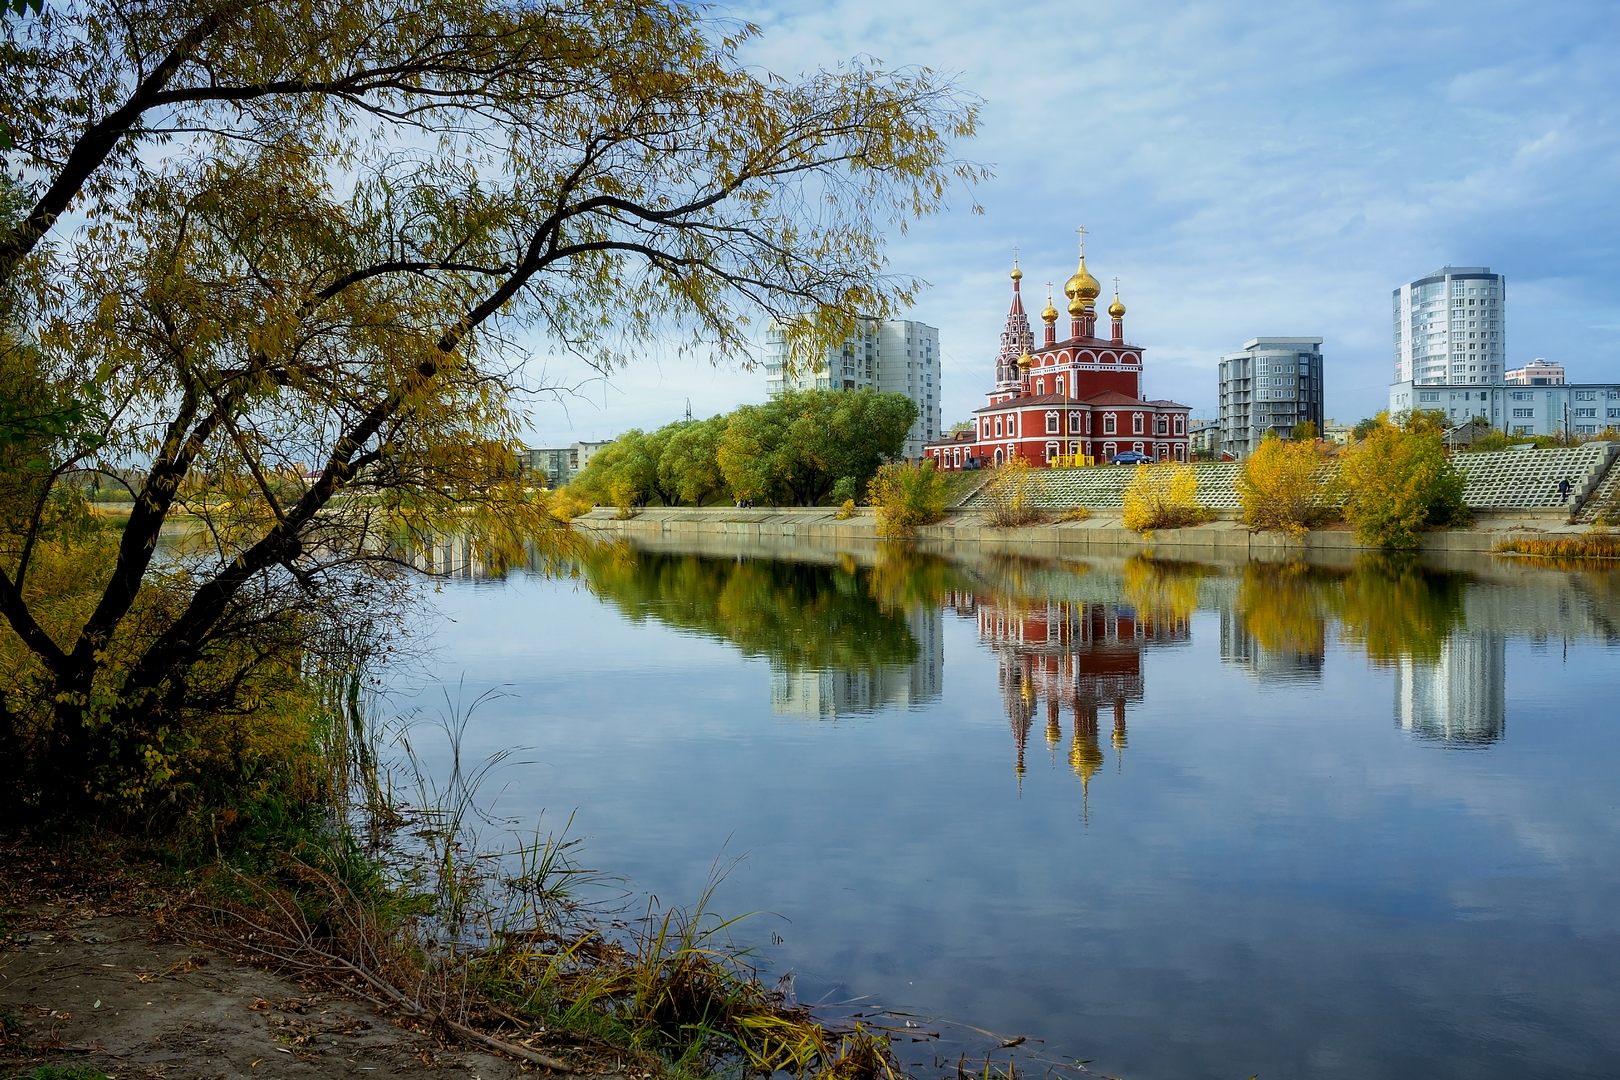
1076, 224, 1087, 258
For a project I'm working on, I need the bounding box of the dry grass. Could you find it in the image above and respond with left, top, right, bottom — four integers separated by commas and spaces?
1494, 530, 1620, 560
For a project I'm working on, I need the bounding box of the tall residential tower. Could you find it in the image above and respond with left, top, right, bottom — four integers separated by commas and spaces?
1217, 337, 1324, 457
765, 317, 941, 459
1393, 266, 1505, 386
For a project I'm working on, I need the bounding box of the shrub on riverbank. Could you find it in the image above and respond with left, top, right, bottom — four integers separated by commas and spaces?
1238, 434, 1334, 536
1336, 413, 1469, 549
982, 458, 1046, 527
1122, 462, 1214, 535
868, 460, 948, 538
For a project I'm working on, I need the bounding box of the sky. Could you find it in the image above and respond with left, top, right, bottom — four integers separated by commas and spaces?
520, 0, 1620, 445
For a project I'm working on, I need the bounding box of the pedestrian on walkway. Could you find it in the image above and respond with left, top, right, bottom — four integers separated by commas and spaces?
1558, 476, 1572, 501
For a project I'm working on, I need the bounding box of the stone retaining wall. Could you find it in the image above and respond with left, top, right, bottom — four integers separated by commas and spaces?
951, 443, 1618, 518
577, 504, 1586, 558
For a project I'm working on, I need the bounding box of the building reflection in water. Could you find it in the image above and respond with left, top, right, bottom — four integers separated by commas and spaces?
1394, 630, 1506, 746
954, 592, 1190, 812
1217, 605, 1325, 684
770, 607, 943, 718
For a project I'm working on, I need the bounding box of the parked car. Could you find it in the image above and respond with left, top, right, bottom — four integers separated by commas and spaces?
1110, 451, 1156, 464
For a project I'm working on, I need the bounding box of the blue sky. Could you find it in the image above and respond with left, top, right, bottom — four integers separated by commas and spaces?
523, 0, 1620, 444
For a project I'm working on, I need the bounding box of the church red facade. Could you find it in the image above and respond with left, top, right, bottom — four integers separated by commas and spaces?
926, 242, 1191, 469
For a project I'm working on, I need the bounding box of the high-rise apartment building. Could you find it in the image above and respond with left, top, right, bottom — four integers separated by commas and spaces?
1216, 337, 1324, 457
1392, 266, 1505, 386
1504, 358, 1566, 385
764, 317, 941, 459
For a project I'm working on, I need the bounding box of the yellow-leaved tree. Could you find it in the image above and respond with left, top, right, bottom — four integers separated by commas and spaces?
0, 0, 981, 820
982, 456, 1045, 527
1121, 462, 1213, 534
1335, 412, 1469, 550
868, 460, 947, 539
1237, 433, 1333, 536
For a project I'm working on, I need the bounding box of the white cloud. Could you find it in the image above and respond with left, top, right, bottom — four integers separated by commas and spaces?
519, 0, 1620, 443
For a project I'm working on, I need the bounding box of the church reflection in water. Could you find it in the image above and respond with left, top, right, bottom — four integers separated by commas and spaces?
951, 591, 1190, 810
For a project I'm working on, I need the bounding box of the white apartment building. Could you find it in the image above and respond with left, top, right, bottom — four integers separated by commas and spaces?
1217, 337, 1324, 457
1505, 358, 1566, 385
1393, 266, 1505, 386
764, 316, 941, 459
1389, 380, 1620, 438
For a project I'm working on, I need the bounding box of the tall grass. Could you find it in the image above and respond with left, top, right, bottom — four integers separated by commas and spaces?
1495, 530, 1620, 560
194, 681, 909, 1079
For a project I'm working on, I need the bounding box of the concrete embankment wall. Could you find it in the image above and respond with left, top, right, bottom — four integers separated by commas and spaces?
577, 505, 1583, 558
957, 443, 1619, 518
579, 443, 1619, 557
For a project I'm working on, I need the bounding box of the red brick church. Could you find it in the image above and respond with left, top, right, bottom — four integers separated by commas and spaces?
926, 238, 1191, 469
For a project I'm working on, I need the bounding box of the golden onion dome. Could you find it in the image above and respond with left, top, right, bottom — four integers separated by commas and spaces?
1017, 350, 1034, 370
1109, 292, 1126, 319
1067, 294, 1086, 317
1065, 256, 1101, 305
1010, 260, 1023, 282
1041, 290, 1059, 322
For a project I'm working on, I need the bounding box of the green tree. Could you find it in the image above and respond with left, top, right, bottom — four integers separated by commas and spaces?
1351, 417, 1380, 441
658, 416, 728, 507
1290, 420, 1318, 441
0, 0, 978, 818
1336, 412, 1469, 550
717, 390, 913, 506
715, 402, 786, 505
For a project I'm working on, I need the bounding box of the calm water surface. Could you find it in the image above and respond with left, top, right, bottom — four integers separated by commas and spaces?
390, 538, 1620, 1080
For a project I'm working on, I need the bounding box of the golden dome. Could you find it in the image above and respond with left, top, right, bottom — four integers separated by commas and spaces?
1017, 351, 1033, 370
1062, 256, 1101, 306
1109, 293, 1126, 320
1067, 294, 1086, 317
1041, 289, 1059, 322
1010, 260, 1023, 282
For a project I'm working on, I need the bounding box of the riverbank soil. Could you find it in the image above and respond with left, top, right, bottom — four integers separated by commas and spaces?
0, 845, 566, 1079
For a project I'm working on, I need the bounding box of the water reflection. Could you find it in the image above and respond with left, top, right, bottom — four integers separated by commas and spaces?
1394, 631, 1506, 746
957, 590, 1188, 804
394, 535, 1620, 1080
411, 532, 1616, 757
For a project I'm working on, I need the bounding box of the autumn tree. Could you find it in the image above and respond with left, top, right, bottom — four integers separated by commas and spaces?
981, 456, 1045, 527
0, 0, 979, 817
1237, 433, 1333, 536
868, 459, 947, 538
1121, 462, 1213, 534
1336, 412, 1469, 550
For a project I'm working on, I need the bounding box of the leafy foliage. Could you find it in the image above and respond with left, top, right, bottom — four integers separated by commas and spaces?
579, 548, 920, 672
569, 390, 914, 510
1330, 554, 1465, 665
0, 0, 978, 820
1237, 433, 1333, 536
1335, 412, 1469, 550
1121, 462, 1214, 534
981, 457, 1046, 527
867, 459, 947, 538
717, 390, 916, 506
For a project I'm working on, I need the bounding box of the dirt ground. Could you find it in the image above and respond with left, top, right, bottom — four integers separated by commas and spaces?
0, 848, 596, 1080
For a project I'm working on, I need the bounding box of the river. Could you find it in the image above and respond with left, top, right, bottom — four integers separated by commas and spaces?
389, 535, 1620, 1080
